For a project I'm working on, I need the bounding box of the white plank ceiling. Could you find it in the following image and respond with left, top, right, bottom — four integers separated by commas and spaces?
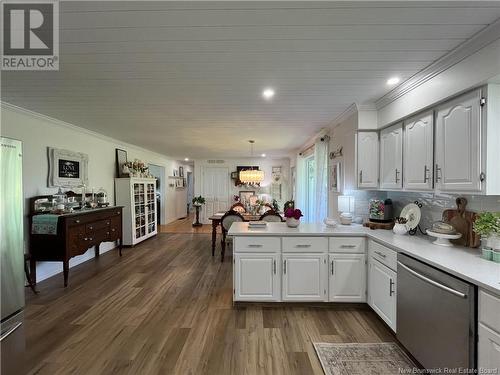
3, 1, 500, 158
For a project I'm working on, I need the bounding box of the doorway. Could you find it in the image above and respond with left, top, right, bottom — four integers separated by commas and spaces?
148, 164, 165, 225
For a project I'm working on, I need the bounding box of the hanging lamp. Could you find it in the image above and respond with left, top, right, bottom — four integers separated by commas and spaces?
239, 140, 265, 184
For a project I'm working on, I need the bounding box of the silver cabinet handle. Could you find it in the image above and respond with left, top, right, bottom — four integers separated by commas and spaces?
331, 260, 334, 275
397, 261, 466, 298
389, 278, 394, 296
106, 221, 110, 225
75, 219, 80, 224
395, 168, 400, 183
295, 244, 311, 248
0, 321, 22, 342
340, 244, 356, 249
273, 260, 276, 274
374, 251, 386, 258
248, 244, 262, 248
359, 170, 363, 184
89, 226, 93, 230
435, 164, 441, 182
424, 164, 430, 183
111, 228, 116, 232
283, 260, 287, 274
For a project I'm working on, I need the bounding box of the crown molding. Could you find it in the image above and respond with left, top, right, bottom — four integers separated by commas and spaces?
0, 101, 176, 161
375, 17, 500, 110
327, 103, 358, 130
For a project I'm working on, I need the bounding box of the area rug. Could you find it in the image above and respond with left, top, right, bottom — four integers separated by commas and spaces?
313, 342, 418, 375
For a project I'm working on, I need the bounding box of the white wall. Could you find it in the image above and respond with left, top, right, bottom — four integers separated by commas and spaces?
0, 103, 184, 281
194, 157, 291, 223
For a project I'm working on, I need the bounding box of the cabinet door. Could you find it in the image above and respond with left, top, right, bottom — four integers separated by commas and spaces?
368, 258, 397, 331
380, 124, 403, 190
282, 254, 327, 301
357, 132, 379, 188
435, 89, 483, 192
329, 254, 366, 302
234, 253, 280, 301
145, 182, 157, 234
478, 323, 500, 372
404, 112, 434, 191
133, 182, 146, 241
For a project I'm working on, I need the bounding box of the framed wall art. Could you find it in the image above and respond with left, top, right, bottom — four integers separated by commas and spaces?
115, 148, 128, 177
48, 147, 89, 187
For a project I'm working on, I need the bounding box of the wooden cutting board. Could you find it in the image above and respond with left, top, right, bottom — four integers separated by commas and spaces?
442, 197, 480, 248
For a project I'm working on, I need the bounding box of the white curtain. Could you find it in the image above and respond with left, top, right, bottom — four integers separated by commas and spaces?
314, 139, 328, 222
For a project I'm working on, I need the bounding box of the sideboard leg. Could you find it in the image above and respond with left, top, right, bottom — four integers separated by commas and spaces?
63, 261, 69, 287
95, 244, 100, 258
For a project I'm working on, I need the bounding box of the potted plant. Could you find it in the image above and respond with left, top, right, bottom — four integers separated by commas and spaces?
284, 208, 303, 228
473, 212, 500, 259
192, 196, 206, 206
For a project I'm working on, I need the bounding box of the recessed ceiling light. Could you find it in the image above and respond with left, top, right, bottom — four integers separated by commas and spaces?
184, 158, 189, 161
262, 88, 275, 100
261, 153, 266, 157
387, 77, 400, 85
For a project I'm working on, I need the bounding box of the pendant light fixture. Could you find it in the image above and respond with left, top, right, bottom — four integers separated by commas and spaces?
239, 140, 265, 185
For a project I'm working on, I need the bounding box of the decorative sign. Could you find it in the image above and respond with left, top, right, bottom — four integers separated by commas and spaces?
48, 147, 88, 187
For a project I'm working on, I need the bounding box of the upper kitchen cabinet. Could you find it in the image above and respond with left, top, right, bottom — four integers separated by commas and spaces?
357, 131, 379, 189
403, 112, 434, 191
379, 124, 403, 190
435, 89, 483, 193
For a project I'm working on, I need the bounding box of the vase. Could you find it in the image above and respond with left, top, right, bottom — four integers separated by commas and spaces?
286, 217, 300, 228
393, 223, 408, 235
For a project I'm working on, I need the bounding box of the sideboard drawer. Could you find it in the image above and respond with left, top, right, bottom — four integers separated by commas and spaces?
234, 237, 281, 252
282, 237, 328, 252
329, 237, 365, 253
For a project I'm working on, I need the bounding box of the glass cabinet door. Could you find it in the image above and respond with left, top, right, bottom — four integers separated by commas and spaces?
133, 182, 146, 239
146, 182, 156, 234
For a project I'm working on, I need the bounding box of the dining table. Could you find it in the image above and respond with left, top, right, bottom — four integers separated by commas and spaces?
208, 212, 261, 256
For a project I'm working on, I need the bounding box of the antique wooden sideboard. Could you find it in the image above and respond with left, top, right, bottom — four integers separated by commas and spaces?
29, 202, 123, 287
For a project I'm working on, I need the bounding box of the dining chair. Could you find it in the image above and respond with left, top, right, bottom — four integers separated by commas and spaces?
259, 210, 283, 222
220, 210, 244, 262
229, 202, 246, 213
263, 203, 273, 212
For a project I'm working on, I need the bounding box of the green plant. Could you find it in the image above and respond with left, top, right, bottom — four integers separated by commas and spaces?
192, 196, 206, 205
473, 212, 500, 237
284, 200, 294, 211
272, 199, 280, 212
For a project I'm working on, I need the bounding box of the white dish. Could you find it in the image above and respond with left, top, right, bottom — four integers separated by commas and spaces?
323, 218, 337, 228
400, 203, 421, 230
426, 229, 462, 247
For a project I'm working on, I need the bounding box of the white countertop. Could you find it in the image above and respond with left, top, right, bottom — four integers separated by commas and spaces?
228, 222, 500, 295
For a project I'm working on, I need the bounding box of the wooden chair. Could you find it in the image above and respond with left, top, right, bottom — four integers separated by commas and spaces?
263, 203, 273, 212
229, 202, 246, 214
220, 210, 244, 262
259, 210, 283, 222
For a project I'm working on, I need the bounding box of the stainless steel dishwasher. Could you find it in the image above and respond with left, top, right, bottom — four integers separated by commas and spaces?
397, 253, 476, 371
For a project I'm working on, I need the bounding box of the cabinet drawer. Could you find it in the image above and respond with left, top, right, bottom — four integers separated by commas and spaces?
369, 240, 397, 271
329, 237, 365, 253
479, 290, 500, 333
282, 237, 328, 252
86, 219, 110, 233
234, 237, 280, 252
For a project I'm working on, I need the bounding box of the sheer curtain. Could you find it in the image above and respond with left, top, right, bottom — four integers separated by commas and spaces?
313, 139, 328, 222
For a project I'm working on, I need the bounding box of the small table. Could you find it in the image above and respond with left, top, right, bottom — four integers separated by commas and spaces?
209, 212, 261, 257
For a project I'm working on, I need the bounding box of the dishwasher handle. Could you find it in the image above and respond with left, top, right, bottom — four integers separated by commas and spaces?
397, 261, 467, 299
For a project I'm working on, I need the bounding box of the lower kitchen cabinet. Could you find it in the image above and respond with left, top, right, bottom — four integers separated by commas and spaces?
234, 253, 280, 301
478, 324, 500, 371
282, 254, 327, 301
368, 257, 397, 331
329, 254, 366, 302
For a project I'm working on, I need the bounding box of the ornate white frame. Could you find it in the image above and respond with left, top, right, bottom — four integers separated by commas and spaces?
48, 147, 89, 187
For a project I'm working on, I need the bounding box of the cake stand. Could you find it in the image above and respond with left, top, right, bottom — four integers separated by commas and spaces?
426, 230, 462, 246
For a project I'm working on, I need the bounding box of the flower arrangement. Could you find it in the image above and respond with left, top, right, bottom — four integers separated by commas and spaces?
233, 195, 240, 202
284, 208, 303, 228
123, 159, 149, 177
192, 196, 206, 206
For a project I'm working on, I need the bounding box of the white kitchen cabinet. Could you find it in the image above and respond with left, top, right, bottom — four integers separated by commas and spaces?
329, 254, 366, 302
404, 112, 434, 191
379, 124, 403, 190
234, 253, 280, 301
282, 253, 327, 301
368, 257, 397, 331
478, 324, 500, 372
435, 89, 483, 192
357, 131, 379, 189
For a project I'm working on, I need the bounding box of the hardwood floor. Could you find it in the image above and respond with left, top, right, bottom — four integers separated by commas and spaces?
25, 233, 395, 375
160, 214, 215, 234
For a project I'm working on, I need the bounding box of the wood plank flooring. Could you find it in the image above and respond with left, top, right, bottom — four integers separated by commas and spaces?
160, 214, 214, 234
25, 233, 395, 375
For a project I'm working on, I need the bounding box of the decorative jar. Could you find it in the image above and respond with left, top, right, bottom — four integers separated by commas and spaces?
286, 218, 300, 228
